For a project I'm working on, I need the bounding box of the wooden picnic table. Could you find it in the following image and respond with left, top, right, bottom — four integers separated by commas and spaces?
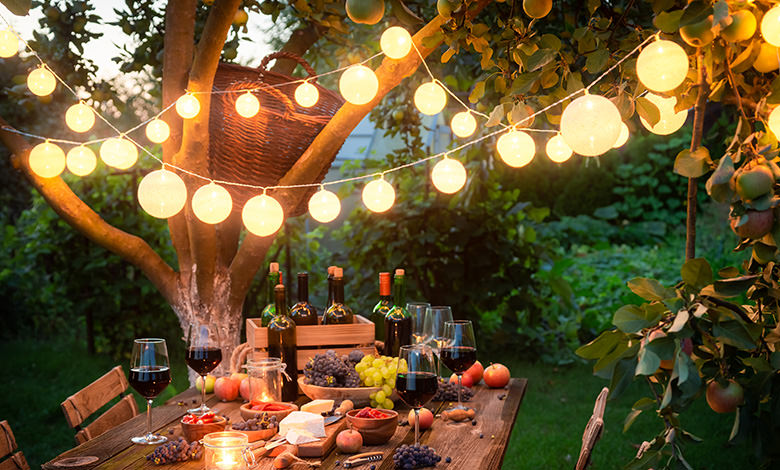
43, 379, 527, 470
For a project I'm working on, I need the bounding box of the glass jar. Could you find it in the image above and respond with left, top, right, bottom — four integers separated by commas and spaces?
245, 357, 285, 403
202, 432, 250, 470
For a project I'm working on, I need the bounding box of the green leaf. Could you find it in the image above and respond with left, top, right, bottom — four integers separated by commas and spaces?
525, 49, 557, 72
710, 274, 759, 297
635, 344, 661, 375
674, 147, 712, 178
441, 48, 456, 63
511, 71, 541, 94
669, 309, 689, 333
713, 0, 729, 26
586, 48, 609, 73
623, 408, 643, 433
713, 321, 761, 350
653, 10, 684, 33
0, 0, 31, 15
771, 351, 780, 370
680, 1, 713, 27
469, 81, 486, 103
609, 358, 636, 399
587, 0, 600, 14
632, 397, 657, 411
614, 305, 651, 333
636, 96, 660, 127
627, 277, 674, 301
576, 329, 621, 359
485, 105, 504, 127
706, 155, 735, 203
389, 0, 424, 26
681, 258, 713, 289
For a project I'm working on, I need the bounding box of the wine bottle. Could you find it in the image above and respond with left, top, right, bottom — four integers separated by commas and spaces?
323, 267, 354, 324
384, 269, 412, 357
290, 272, 318, 326
268, 283, 298, 402
370, 272, 392, 340
326, 265, 337, 310
261, 263, 280, 327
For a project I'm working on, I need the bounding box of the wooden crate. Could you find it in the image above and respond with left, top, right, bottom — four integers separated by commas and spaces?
246, 315, 376, 372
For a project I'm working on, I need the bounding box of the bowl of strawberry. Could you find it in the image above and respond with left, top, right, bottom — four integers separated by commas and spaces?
239, 400, 298, 421
180, 412, 227, 442
346, 407, 398, 445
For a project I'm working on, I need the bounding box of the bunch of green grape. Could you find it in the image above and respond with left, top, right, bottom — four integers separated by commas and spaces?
354, 354, 408, 409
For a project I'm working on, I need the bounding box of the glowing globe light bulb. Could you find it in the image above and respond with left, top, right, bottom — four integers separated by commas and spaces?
451, 111, 477, 138
65, 102, 95, 133
100, 137, 138, 169
414, 81, 447, 116
235, 91, 260, 118
66, 145, 97, 176
138, 169, 187, 219
192, 182, 233, 224
496, 129, 535, 168
560, 93, 622, 156
0, 29, 19, 58
545, 134, 573, 163
762, 5, 780, 47
176, 93, 201, 119
146, 119, 170, 144
380, 26, 413, 59
242, 193, 284, 237
27, 66, 56, 97
769, 106, 780, 137
636, 39, 689, 92
295, 81, 319, 108
613, 123, 630, 148
339, 65, 379, 105
639, 93, 688, 135
308, 188, 341, 223
431, 157, 467, 194
362, 178, 395, 213
28, 141, 66, 178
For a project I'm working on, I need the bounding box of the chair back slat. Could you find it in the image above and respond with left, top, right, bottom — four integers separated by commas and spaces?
0, 421, 17, 460
79, 395, 138, 443
575, 387, 609, 470
0, 452, 29, 470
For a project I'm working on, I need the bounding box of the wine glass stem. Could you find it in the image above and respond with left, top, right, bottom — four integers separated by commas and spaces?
201, 374, 207, 408
414, 408, 420, 446
457, 374, 463, 407
146, 399, 153, 438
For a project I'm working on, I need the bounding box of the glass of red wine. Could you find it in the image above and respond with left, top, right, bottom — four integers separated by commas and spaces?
441, 320, 477, 411
394, 344, 438, 446
130, 338, 171, 445
186, 323, 222, 415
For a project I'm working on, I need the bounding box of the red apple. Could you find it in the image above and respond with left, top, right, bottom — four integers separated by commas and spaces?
407, 407, 433, 430
449, 372, 474, 388
240, 377, 252, 401
483, 363, 510, 388
465, 361, 484, 384
706, 379, 744, 413
214, 376, 239, 401
336, 429, 363, 453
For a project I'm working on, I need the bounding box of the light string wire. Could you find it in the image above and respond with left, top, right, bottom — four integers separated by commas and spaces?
0, 12, 656, 193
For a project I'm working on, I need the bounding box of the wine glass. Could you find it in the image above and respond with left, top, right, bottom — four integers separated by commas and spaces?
394, 345, 438, 446
441, 320, 476, 411
423, 306, 453, 378
130, 338, 171, 445
406, 302, 431, 344
186, 323, 222, 414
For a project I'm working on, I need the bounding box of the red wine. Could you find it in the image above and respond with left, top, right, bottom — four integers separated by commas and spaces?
129, 366, 171, 399
383, 269, 411, 356
268, 284, 298, 401
396, 372, 439, 408
440, 346, 477, 374
290, 273, 318, 326
323, 268, 353, 324
186, 347, 222, 375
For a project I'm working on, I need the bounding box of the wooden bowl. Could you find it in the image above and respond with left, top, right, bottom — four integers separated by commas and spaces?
239, 402, 298, 421
298, 377, 396, 406
345, 409, 398, 445
230, 426, 278, 443
180, 416, 227, 442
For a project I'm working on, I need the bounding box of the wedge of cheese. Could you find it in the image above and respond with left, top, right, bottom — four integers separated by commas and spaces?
300, 399, 334, 415
279, 411, 326, 438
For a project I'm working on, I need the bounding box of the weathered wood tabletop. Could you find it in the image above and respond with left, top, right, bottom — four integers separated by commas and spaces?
43, 379, 527, 470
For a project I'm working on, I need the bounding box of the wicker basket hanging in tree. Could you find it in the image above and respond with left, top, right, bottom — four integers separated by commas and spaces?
208, 52, 345, 217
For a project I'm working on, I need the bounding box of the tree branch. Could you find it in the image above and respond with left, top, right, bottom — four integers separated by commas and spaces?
686, 49, 709, 262
0, 119, 179, 306
270, 23, 325, 76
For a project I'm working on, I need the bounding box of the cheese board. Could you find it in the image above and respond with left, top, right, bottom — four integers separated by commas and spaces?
297, 414, 348, 457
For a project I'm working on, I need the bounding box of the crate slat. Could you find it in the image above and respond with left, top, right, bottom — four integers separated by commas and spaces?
247, 315, 375, 348
251, 346, 377, 372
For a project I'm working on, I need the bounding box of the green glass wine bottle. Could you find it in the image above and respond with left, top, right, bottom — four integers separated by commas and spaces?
290, 272, 318, 325
267, 283, 298, 402
261, 263, 280, 327
323, 267, 354, 324
383, 269, 411, 357
370, 272, 392, 340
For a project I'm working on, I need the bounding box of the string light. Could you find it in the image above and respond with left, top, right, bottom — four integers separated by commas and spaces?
27, 66, 56, 96
497, 129, 535, 168
145, 119, 170, 144
295, 81, 319, 108
545, 134, 573, 163
613, 123, 630, 148
560, 93, 622, 156
242, 193, 284, 237
191, 182, 233, 224
431, 156, 467, 193
65, 102, 95, 133
28, 140, 66, 178
0, 28, 18, 57
768, 106, 780, 137
339, 65, 379, 105
235, 91, 260, 118
761, 5, 780, 46
138, 169, 187, 219
414, 81, 447, 115
380, 26, 412, 59
362, 177, 395, 213
636, 39, 689, 92
66, 145, 97, 176
176, 93, 200, 119
639, 93, 687, 135
100, 137, 138, 169
308, 188, 341, 223
450, 111, 477, 138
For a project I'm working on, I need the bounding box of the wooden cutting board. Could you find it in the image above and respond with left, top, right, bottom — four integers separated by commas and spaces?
297, 418, 347, 457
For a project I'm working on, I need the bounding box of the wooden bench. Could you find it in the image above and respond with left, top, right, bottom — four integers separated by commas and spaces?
0, 420, 29, 470
61, 365, 139, 444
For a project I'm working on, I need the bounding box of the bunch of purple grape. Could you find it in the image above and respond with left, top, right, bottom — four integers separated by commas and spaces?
432, 380, 473, 402
146, 438, 202, 465
393, 444, 442, 469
